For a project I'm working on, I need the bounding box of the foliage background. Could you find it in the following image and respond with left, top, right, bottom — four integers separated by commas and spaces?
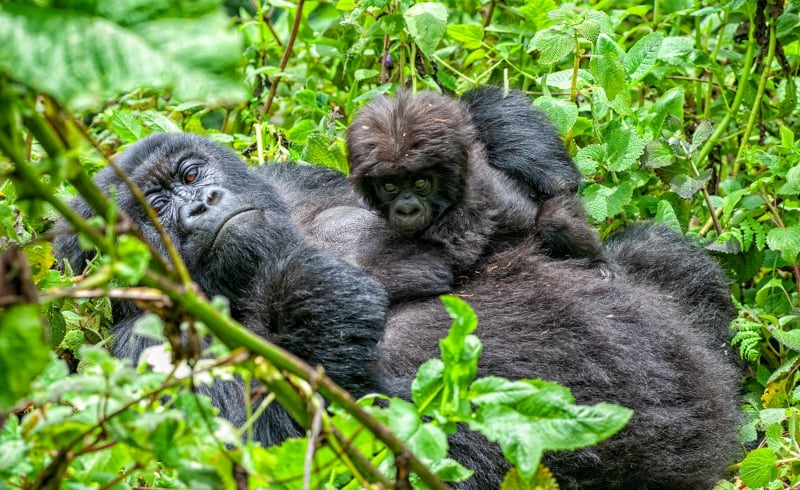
1, 0, 799, 488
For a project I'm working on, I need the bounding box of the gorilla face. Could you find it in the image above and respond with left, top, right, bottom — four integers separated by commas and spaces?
61, 133, 302, 305
369, 171, 443, 236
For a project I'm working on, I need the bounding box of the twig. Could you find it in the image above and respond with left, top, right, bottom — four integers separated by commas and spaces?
262, 0, 306, 116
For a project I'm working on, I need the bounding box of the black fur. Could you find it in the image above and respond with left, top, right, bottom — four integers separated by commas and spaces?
52, 133, 388, 445
382, 235, 740, 489
460, 86, 582, 197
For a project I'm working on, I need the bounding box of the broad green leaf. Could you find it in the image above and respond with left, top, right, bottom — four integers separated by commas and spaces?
412, 358, 445, 413
0, 304, 51, 411
354, 69, 380, 81
403, 2, 448, 57
0, 4, 246, 110
669, 169, 711, 199
430, 458, 473, 482
649, 87, 685, 137
654, 201, 682, 233
513, 0, 557, 30
771, 328, 800, 352
659, 36, 694, 66
300, 132, 349, 173
528, 29, 575, 65
739, 448, 778, 488
605, 123, 645, 172
596, 33, 624, 58
447, 24, 484, 49
623, 32, 663, 81
469, 401, 631, 480
583, 182, 634, 221
406, 423, 449, 461
113, 235, 151, 283
575, 144, 606, 175
589, 54, 627, 101
533, 96, 578, 135
767, 226, 800, 262
386, 397, 421, 440
110, 110, 146, 143
778, 165, 800, 195
642, 140, 675, 168
141, 111, 181, 134
690, 120, 714, 154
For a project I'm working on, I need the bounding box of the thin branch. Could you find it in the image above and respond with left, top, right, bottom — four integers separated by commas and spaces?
262, 1, 306, 116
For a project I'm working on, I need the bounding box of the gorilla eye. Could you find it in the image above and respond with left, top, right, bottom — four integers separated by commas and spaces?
149, 197, 168, 213
183, 166, 199, 184
382, 182, 398, 193
412, 178, 429, 190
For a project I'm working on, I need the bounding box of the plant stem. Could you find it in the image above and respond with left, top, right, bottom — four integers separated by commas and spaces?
262, 0, 306, 116
734, 19, 776, 173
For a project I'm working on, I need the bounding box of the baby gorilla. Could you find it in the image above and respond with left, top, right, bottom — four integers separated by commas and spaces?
53, 133, 387, 446
346, 89, 606, 299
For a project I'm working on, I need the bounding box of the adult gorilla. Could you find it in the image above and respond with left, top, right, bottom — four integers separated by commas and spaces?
53, 133, 740, 488
381, 236, 740, 489
52, 133, 388, 446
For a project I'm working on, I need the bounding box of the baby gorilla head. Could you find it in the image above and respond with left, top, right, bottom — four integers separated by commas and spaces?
347, 91, 476, 237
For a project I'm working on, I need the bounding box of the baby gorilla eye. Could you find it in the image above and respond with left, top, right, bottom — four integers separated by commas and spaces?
183, 166, 199, 184
382, 182, 398, 193
412, 178, 429, 190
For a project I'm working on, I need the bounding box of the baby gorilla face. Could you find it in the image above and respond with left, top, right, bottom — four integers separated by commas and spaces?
371, 172, 440, 236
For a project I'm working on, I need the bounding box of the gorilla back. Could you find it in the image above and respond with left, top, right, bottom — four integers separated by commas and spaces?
382, 241, 741, 489
53, 133, 388, 446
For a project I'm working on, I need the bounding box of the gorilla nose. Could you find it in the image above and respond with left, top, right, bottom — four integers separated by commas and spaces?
179, 187, 226, 232
396, 202, 422, 217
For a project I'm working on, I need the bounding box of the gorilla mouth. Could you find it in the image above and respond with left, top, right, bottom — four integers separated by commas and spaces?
211, 208, 259, 249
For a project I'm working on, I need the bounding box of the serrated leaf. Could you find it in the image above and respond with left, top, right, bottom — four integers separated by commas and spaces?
739, 448, 778, 488
690, 120, 714, 153
649, 87, 685, 137
642, 140, 674, 168
654, 201, 682, 233
767, 226, 800, 262
575, 144, 606, 175
770, 328, 800, 352
605, 123, 645, 172
582, 182, 633, 221
669, 169, 711, 199
110, 110, 146, 143
596, 33, 624, 57
446, 24, 484, 49
300, 132, 348, 173
623, 32, 663, 81
778, 165, 800, 195
141, 111, 181, 133
528, 29, 575, 65
403, 2, 448, 57
532, 96, 578, 135
659, 36, 694, 66
0, 4, 246, 110
589, 54, 627, 101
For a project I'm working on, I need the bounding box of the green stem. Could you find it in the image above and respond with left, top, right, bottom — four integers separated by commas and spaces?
696, 15, 757, 179
734, 19, 776, 174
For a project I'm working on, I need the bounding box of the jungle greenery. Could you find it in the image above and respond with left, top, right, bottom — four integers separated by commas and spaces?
0, 0, 798, 488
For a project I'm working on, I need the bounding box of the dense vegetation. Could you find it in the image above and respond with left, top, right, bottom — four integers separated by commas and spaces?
0, 0, 798, 488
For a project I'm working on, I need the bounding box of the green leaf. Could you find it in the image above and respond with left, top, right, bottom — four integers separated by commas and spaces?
300, 132, 349, 173
648, 87, 684, 137
596, 33, 624, 58
412, 358, 445, 414
501, 465, 559, 490
654, 201, 682, 233
623, 32, 663, 81
575, 144, 606, 175
528, 29, 575, 65
110, 110, 146, 143
767, 226, 800, 262
589, 54, 627, 101
446, 24, 484, 49
582, 182, 634, 221
739, 448, 778, 488
642, 140, 675, 168
605, 123, 645, 172
771, 328, 800, 352
141, 111, 181, 133
669, 169, 711, 199
778, 165, 800, 195
532, 97, 578, 135
403, 2, 448, 57
113, 235, 151, 283
0, 305, 51, 411
0, 4, 246, 110
386, 398, 421, 441
690, 120, 714, 154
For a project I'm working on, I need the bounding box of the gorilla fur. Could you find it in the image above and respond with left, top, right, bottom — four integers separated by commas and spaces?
53, 133, 740, 489
381, 235, 740, 489
346, 90, 604, 300
52, 133, 387, 446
